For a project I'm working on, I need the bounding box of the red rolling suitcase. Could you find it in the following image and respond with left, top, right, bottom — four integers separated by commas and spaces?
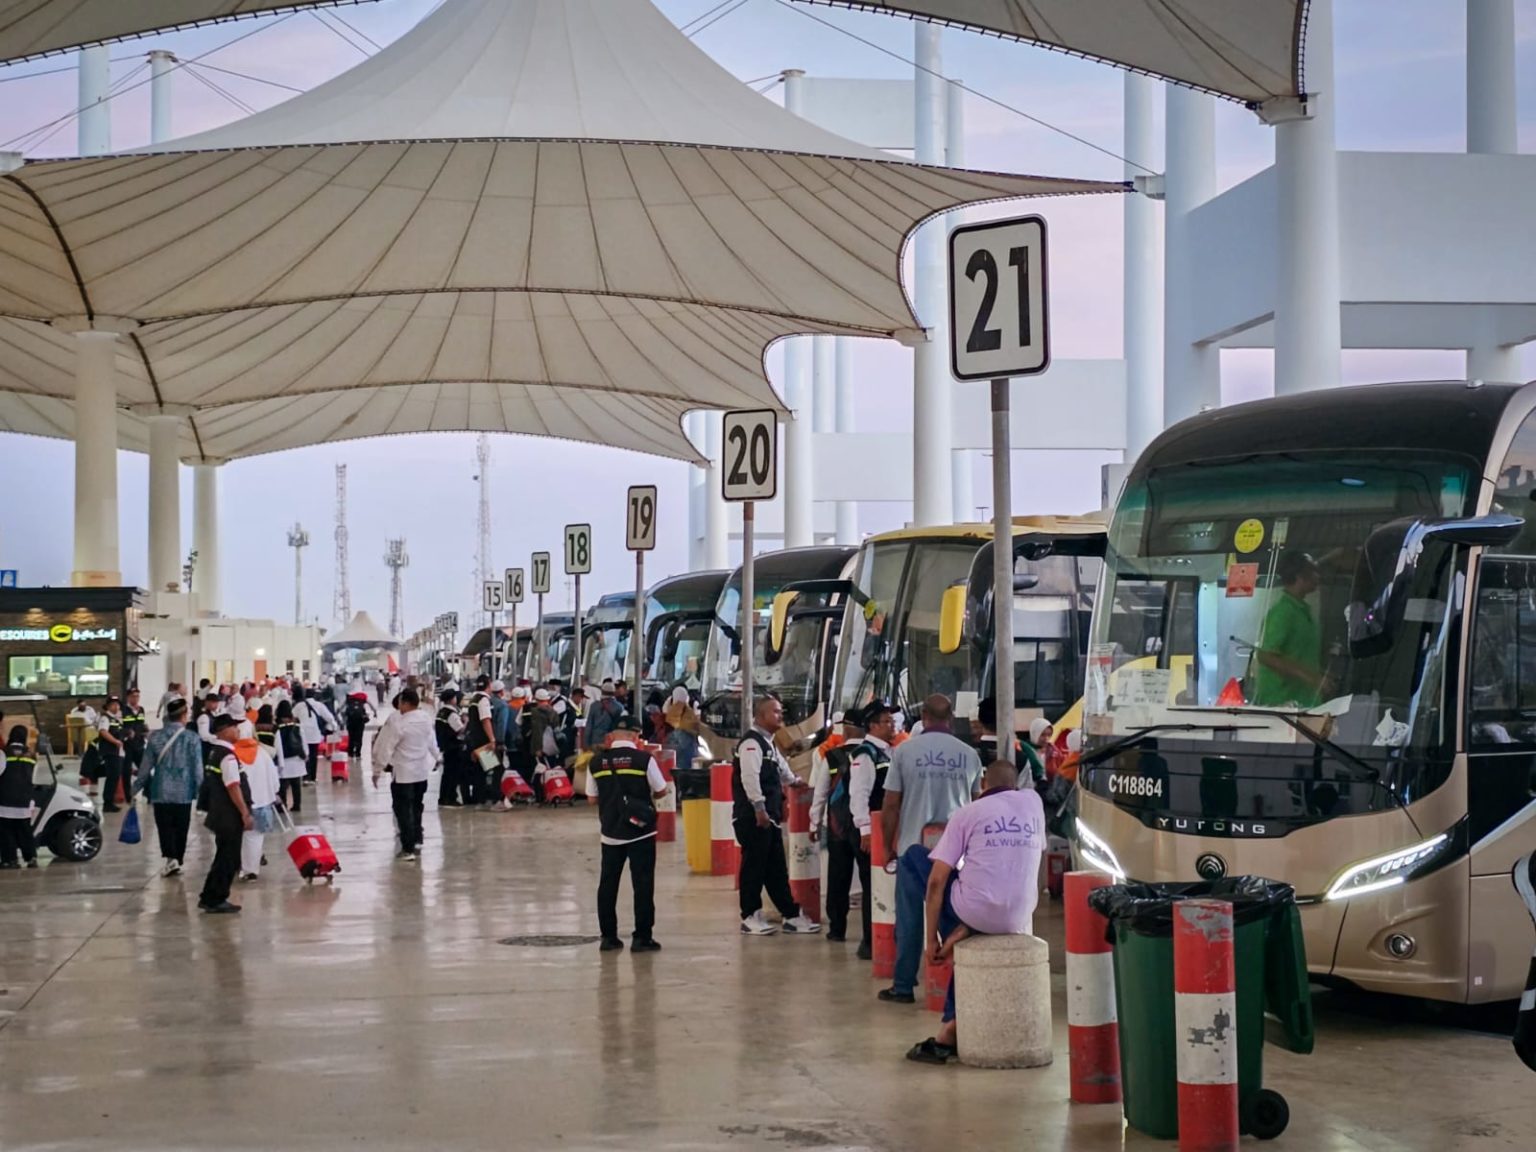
276, 804, 341, 883
501, 771, 535, 805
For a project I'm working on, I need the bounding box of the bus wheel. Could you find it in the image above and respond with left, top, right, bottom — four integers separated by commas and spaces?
1244, 1089, 1289, 1140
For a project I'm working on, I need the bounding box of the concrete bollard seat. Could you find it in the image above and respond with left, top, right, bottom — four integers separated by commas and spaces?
953, 933, 1053, 1069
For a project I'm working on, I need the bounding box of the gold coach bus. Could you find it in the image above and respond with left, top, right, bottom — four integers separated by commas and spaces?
1073, 381, 1536, 1003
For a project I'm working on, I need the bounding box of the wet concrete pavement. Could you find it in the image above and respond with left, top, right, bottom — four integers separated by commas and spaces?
2, 773, 1533, 1151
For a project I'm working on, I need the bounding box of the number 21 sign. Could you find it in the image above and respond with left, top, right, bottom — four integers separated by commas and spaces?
947, 215, 1049, 382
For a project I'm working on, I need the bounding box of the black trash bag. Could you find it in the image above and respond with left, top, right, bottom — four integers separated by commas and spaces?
1087, 876, 1297, 938
674, 765, 714, 802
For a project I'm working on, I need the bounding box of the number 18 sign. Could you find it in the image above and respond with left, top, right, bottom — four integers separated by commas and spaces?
947, 215, 1049, 382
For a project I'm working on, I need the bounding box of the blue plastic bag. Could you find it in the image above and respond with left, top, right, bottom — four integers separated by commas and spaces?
118, 805, 141, 845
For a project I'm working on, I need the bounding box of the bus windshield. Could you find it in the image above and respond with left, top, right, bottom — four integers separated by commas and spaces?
1088, 451, 1478, 768
581, 624, 631, 686
648, 617, 709, 690
703, 581, 838, 725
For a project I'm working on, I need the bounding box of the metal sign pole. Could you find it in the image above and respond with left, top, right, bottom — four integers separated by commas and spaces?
740, 500, 755, 737
633, 551, 646, 707
509, 601, 517, 681
490, 608, 499, 685
573, 575, 583, 692
991, 377, 1015, 766
537, 593, 545, 681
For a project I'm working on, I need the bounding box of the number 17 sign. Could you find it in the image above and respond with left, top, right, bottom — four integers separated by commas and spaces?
947, 214, 1049, 382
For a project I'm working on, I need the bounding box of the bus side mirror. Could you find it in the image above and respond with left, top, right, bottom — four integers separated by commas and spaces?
766, 591, 798, 666
1349, 513, 1523, 657
939, 583, 967, 655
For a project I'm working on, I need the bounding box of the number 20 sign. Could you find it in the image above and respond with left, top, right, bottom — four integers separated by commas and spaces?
720, 409, 777, 502
947, 215, 1049, 382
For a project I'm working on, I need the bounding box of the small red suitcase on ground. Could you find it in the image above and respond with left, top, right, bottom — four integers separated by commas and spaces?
329, 739, 349, 783
541, 767, 575, 807
501, 770, 535, 805
275, 805, 341, 883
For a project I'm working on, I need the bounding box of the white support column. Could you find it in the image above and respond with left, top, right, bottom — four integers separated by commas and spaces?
149, 50, 175, 146
783, 342, 814, 548
833, 338, 859, 545
1466, 0, 1520, 381
1163, 86, 1220, 424
704, 412, 729, 570
76, 45, 110, 157
193, 461, 222, 616
147, 414, 183, 593
912, 23, 952, 526
72, 331, 121, 587
687, 411, 706, 571
812, 335, 836, 435
1274, 0, 1341, 398
946, 74, 975, 523
1124, 73, 1165, 460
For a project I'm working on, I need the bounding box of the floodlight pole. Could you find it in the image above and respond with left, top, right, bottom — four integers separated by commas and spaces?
991, 378, 1014, 766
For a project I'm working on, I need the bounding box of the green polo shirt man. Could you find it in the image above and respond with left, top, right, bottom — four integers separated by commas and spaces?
1252, 551, 1325, 708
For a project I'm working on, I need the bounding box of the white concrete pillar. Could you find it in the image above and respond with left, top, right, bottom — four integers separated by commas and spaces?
193, 461, 222, 615
76, 45, 110, 157
945, 75, 976, 524
1124, 73, 1165, 460
1468, 0, 1518, 155
687, 411, 706, 571
703, 412, 729, 570
783, 342, 814, 548
1163, 87, 1220, 425
951, 451, 975, 523
1274, 0, 1341, 398
834, 339, 859, 545
912, 23, 952, 526
147, 414, 183, 593
72, 331, 121, 586
149, 50, 175, 146
812, 335, 836, 435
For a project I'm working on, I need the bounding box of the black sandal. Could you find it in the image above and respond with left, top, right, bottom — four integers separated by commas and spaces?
906, 1037, 956, 1065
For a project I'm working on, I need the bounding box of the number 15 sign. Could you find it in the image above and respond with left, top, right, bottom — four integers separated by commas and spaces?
947, 215, 1049, 381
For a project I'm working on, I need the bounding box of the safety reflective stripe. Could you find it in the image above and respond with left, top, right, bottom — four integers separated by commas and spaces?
613, 768, 649, 776
589, 769, 613, 778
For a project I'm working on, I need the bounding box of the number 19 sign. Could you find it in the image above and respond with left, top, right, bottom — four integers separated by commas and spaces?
947, 215, 1049, 382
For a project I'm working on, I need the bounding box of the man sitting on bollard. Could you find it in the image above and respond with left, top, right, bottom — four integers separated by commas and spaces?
879, 694, 983, 1004
906, 759, 1046, 1065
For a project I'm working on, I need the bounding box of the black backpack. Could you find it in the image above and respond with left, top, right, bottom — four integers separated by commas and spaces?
827, 740, 888, 847
345, 699, 369, 726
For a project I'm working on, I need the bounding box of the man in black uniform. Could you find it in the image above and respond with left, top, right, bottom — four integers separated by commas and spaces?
733, 696, 819, 936
434, 689, 470, 807
584, 714, 668, 953
96, 695, 128, 813
121, 688, 149, 778
199, 714, 251, 914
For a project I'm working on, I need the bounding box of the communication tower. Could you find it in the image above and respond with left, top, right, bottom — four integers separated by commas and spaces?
385, 538, 408, 640
286, 523, 310, 626
333, 463, 351, 625
473, 434, 491, 628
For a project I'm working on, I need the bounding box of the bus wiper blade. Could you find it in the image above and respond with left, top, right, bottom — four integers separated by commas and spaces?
1197, 707, 1382, 784
1079, 723, 1262, 769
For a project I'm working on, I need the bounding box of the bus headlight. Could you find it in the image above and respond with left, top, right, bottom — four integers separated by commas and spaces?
1323, 832, 1452, 902
1076, 820, 1126, 883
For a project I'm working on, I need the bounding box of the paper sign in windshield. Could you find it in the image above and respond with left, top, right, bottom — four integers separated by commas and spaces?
1233, 518, 1265, 554
1226, 562, 1258, 598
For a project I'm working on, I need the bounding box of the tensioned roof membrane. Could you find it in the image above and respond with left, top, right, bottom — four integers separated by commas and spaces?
0, 1, 372, 64
0, 0, 1119, 463
792, 1, 1307, 110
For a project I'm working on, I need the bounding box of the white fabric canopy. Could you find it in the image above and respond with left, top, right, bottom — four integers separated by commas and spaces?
324, 610, 398, 648
793, 1, 1307, 110
0, 1, 372, 63
0, 0, 1119, 462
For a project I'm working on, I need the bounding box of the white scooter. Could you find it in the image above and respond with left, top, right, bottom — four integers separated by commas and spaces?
7, 694, 103, 861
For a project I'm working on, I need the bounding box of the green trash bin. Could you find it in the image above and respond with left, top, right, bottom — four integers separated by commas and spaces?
1088, 877, 1313, 1141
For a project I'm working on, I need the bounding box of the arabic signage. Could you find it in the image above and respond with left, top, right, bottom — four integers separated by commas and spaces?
0, 625, 120, 643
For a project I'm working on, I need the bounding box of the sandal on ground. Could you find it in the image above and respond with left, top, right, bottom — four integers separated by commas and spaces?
905, 1037, 956, 1065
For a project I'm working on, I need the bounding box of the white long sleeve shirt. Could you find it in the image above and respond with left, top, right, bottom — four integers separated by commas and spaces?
808, 736, 886, 834
370, 708, 440, 784
735, 727, 796, 813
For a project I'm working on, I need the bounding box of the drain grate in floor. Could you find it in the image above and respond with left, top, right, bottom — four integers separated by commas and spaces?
499, 934, 601, 947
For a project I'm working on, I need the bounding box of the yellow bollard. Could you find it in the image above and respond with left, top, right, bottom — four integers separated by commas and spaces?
682, 797, 712, 874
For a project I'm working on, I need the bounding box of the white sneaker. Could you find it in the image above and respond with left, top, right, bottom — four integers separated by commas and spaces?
400, 851, 417, 862
782, 914, 822, 934
160, 859, 175, 877
740, 911, 779, 936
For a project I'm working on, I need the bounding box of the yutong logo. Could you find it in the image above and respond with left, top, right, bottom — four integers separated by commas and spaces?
1155, 816, 1269, 837
1196, 853, 1228, 880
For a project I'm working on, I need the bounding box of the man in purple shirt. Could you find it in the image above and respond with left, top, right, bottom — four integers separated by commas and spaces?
906, 759, 1047, 1064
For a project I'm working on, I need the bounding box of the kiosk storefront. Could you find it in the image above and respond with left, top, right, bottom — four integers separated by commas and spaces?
0, 587, 142, 746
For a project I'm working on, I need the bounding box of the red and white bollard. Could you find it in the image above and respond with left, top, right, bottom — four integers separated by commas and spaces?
1065, 871, 1121, 1104
654, 748, 676, 843
786, 786, 820, 922
709, 762, 737, 878
1174, 899, 1239, 1152
869, 819, 896, 980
